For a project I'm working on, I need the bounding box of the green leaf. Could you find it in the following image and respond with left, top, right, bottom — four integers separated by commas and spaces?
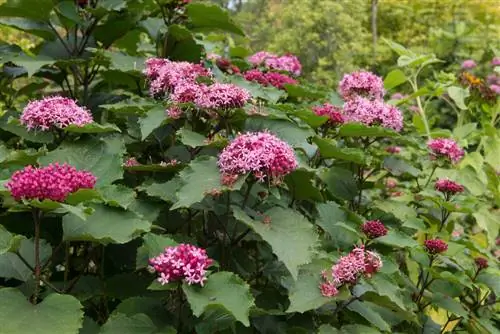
0, 17, 54, 39
384, 69, 407, 90
340, 324, 381, 334
476, 271, 500, 296
338, 123, 399, 138
228, 75, 285, 103
55, 1, 84, 25
171, 156, 243, 210
0, 238, 50, 281
447, 86, 469, 110
185, 3, 244, 36
100, 185, 136, 209
313, 137, 366, 164
285, 169, 324, 202
285, 84, 326, 99
431, 293, 469, 319
100, 313, 157, 334
347, 300, 391, 331
472, 207, 499, 245
383, 156, 420, 177
98, 0, 127, 11
0, 117, 54, 143
245, 118, 313, 147
320, 167, 357, 201
287, 259, 346, 313
0, 288, 83, 333
375, 230, 418, 248
139, 106, 166, 141
9, 53, 55, 76
100, 50, 145, 72
0, 225, 23, 255
136, 233, 177, 269
65, 189, 102, 206
62, 204, 151, 244
138, 178, 182, 203
319, 325, 340, 334
182, 271, 254, 327
374, 200, 420, 222
64, 123, 121, 133
0, 0, 54, 21
484, 135, 500, 168
38, 136, 125, 187
177, 128, 207, 147
232, 207, 318, 279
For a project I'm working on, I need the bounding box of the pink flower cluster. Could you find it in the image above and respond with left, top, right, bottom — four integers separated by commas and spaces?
312, 103, 344, 125
149, 244, 213, 286
343, 97, 403, 131
217, 131, 298, 185
424, 239, 448, 254
320, 246, 382, 297
248, 51, 302, 76
492, 57, 500, 66
6, 163, 96, 202
435, 178, 464, 195
474, 257, 488, 270
194, 83, 250, 110
244, 69, 297, 90
427, 138, 464, 163
461, 59, 477, 69
361, 220, 388, 239
20, 96, 93, 131
386, 146, 401, 154
338, 71, 384, 100
123, 157, 140, 167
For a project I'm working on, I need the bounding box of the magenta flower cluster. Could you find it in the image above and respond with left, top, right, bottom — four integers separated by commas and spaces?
361, 220, 388, 239
461, 59, 477, 70
217, 131, 298, 185
20, 96, 93, 131
343, 97, 403, 131
492, 57, 500, 66
243, 69, 297, 90
7, 163, 96, 202
424, 239, 448, 254
474, 257, 488, 270
435, 178, 465, 195
427, 138, 464, 163
339, 71, 384, 100
248, 51, 302, 76
320, 246, 383, 297
194, 83, 250, 110
149, 244, 213, 286
312, 103, 344, 125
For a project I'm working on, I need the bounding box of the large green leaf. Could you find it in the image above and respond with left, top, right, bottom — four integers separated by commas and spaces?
0, 288, 83, 333
139, 106, 166, 140
0, 225, 23, 255
0, 238, 51, 281
383, 156, 420, 177
136, 233, 177, 269
313, 137, 366, 164
431, 293, 469, 319
38, 136, 125, 187
9, 53, 55, 76
0, 117, 54, 143
0, 17, 54, 39
63, 123, 121, 134
338, 123, 399, 138
384, 69, 407, 90
473, 208, 499, 245
185, 3, 244, 35
245, 118, 314, 147
447, 86, 469, 110
232, 207, 318, 279
320, 167, 358, 201
375, 230, 418, 248
100, 313, 157, 334
99, 184, 136, 209
285, 169, 324, 202
0, 0, 54, 21
62, 204, 151, 244
182, 271, 254, 327
177, 128, 207, 148
347, 300, 391, 331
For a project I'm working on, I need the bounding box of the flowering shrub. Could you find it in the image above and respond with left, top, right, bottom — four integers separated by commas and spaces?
0, 1, 497, 333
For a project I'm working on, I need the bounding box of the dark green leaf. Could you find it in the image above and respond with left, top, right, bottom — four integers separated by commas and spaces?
320, 167, 357, 201
338, 123, 399, 138
384, 69, 407, 90
186, 3, 244, 35
313, 137, 366, 164
100, 313, 157, 334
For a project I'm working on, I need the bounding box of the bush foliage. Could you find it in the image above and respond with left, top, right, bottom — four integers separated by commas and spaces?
0, 1, 499, 333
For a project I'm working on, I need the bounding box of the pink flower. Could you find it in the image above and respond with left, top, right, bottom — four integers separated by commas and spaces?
20, 96, 93, 131
244, 69, 269, 85
248, 51, 276, 66
386, 146, 401, 154
123, 158, 140, 167
490, 84, 500, 94
491, 57, 500, 66
312, 103, 344, 125
435, 178, 465, 195
194, 83, 250, 110
149, 244, 213, 286
474, 257, 488, 270
244, 69, 297, 89
6, 163, 96, 202
343, 96, 403, 131
461, 60, 477, 69
332, 246, 382, 285
486, 74, 500, 86
264, 54, 302, 76
339, 71, 384, 100
424, 239, 448, 254
386, 178, 397, 189
427, 138, 464, 163
166, 106, 183, 119
390, 93, 406, 100
217, 131, 297, 185
362, 220, 388, 239
170, 81, 200, 104
319, 281, 338, 297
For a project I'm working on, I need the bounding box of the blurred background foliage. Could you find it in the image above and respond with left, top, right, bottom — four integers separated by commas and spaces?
207, 0, 500, 86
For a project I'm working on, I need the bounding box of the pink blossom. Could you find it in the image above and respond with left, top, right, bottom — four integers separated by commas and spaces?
194, 83, 250, 110
332, 246, 382, 285
490, 84, 500, 94
149, 244, 213, 286
386, 178, 397, 189
386, 146, 401, 154
20, 96, 93, 131
243, 69, 268, 85
492, 57, 500, 66
217, 131, 297, 185
474, 257, 488, 270
244, 69, 297, 89
319, 280, 338, 297
343, 96, 403, 131
166, 106, 183, 119
339, 71, 384, 100
486, 74, 500, 86
390, 93, 406, 100
264, 54, 302, 76
312, 103, 344, 125
435, 178, 464, 195
362, 220, 388, 239
461, 60, 477, 69
171, 81, 200, 103
409, 105, 420, 113
124, 158, 140, 167
424, 239, 448, 254
6, 163, 96, 202
248, 51, 276, 66
427, 138, 464, 163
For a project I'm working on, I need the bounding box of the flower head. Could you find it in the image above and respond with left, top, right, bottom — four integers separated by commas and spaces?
149, 244, 213, 286
124, 157, 140, 167
218, 131, 297, 185
264, 54, 302, 76
248, 51, 277, 66
20, 96, 93, 131
7, 163, 96, 202
461, 59, 477, 69
435, 178, 465, 195
427, 138, 464, 163
390, 93, 406, 100
492, 57, 500, 66
490, 84, 500, 95
343, 96, 403, 131
339, 71, 384, 100
244, 69, 297, 89
474, 257, 488, 270
386, 146, 401, 154
319, 279, 338, 297
194, 83, 250, 110
362, 220, 388, 239
312, 103, 344, 125
424, 239, 448, 254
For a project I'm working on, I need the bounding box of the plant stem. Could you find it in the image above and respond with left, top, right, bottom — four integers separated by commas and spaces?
423, 165, 437, 188
410, 78, 432, 139
241, 181, 254, 209
32, 208, 42, 304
